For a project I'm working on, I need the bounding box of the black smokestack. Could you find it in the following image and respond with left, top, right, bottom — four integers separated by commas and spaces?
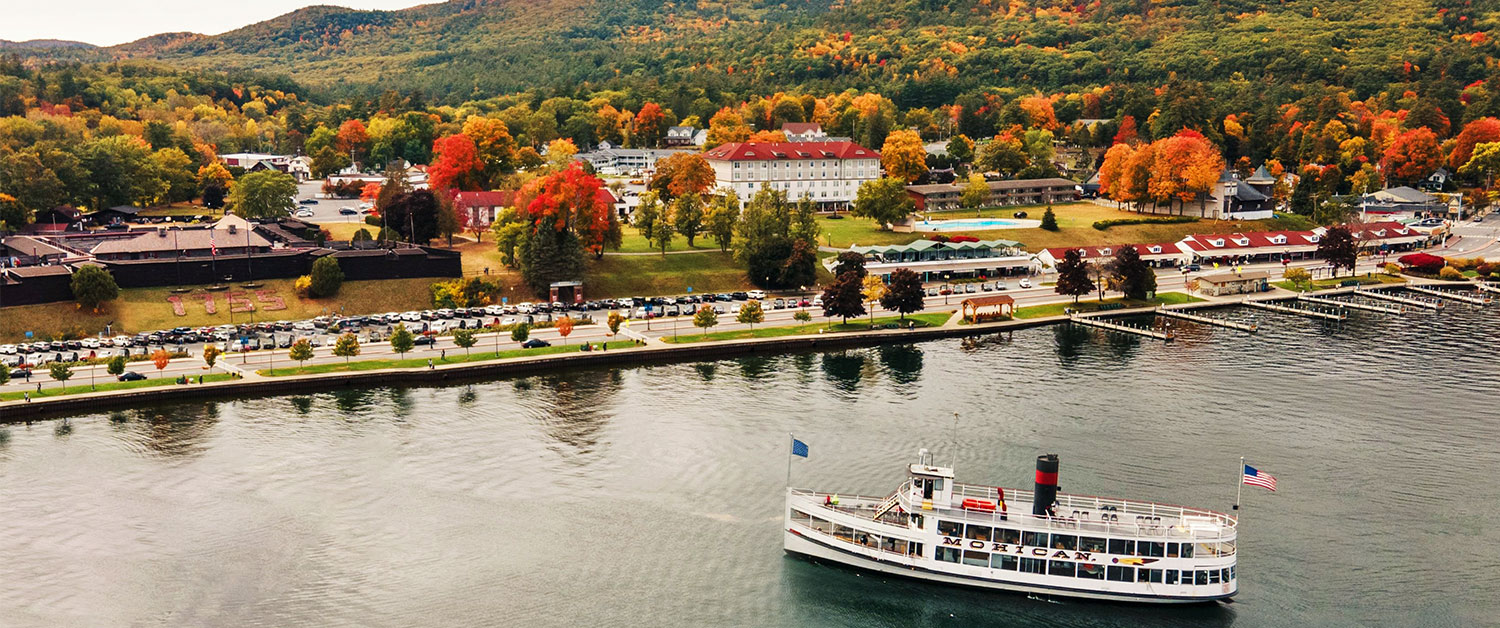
1033, 454, 1059, 517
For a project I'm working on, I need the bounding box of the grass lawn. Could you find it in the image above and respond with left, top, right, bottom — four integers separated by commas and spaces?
818, 203, 1315, 254
615, 230, 720, 254
1012, 292, 1205, 319
136, 202, 220, 218
1272, 273, 1406, 292
0, 372, 237, 401
314, 220, 377, 241
258, 340, 638, 376
662, 312, 951, 343
584, 251, 753, 297
0, 276, 439, 343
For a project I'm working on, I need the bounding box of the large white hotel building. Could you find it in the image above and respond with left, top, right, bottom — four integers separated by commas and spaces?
703, 141, 881, 210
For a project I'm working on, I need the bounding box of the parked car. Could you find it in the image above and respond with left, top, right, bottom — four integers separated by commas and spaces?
1019, 278, 1033, 289
338, 208, 358, 215
1013, 211, 1028, 218
995, 281, 1009, 291
964, 284, 977, 294
413, 335, 437, 346
1181, 264, 1202, 273
521, 339, 551, 349
980, 283, 993, 292
294, 209, 315, 218
0, 344, 14, 355
747, 290, 766, 299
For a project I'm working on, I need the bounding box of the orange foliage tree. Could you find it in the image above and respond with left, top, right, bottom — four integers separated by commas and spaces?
462, 115, 518, 181
706, 107, 751, 148
1148, 130, 1222, 215
880, 130, 928, 183
428, 134, 486, 191
1018, 95, 1060, 131
151, 348, 171, 378
336, 119, 370, 159
1381, 127, 1442, 184
511, 164, 615, 294
649, 152, 715, 200
556, 315, 574, 345
1097, 143, 1136, 205
1448, 117, 1500, 170
633, 102, 669, 148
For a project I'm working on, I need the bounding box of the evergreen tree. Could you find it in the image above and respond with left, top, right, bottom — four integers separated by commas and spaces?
1039, 205, 1059, 231
517, 222, 585, 295
1054, 248, 1093, 303
1289, 178, 1315, 216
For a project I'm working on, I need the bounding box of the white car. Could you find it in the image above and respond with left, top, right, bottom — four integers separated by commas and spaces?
516, 303, 534, 314
293, 321, 316, 332
112, 335, 132, 347
401, 311, 422, 322
82, 338, 101, 349
747, 290, 766, 300
0, 344, 15, 355
294, 209, 314, 218
484, 305, 505, 316
1019, 278, 1033, 289
812, 296, 824, 307
500, 317, 518, 327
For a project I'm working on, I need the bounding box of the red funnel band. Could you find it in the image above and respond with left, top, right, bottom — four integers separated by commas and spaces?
1035, 470, 1058, 485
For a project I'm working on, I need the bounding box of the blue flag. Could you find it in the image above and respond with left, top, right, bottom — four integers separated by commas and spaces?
791, 438, 809, 458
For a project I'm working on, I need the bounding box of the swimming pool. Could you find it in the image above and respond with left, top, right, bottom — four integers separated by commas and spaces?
913, 217, 1040, 231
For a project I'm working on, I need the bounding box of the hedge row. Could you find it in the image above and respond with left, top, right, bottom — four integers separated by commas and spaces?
1092, 216, 1200, 230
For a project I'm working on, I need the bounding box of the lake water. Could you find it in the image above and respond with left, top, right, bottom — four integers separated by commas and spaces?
0, 302, 1496, 627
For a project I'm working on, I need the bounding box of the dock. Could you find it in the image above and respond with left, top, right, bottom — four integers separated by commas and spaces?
1405, 284, 1492, 306
1069, 314, 1173, 341
1156, 307, 1258, 332
1244, 299, 1347, 321
1297, 294, 1404, 315
1478, 283, 1500, 295
1356, 288, 1444, 309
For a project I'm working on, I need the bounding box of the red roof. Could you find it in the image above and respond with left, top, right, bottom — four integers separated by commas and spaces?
452, 191, 515, 209
1178, 230, 1320, 252
1343, 221, 1417, 240
781, 122, 823, 135
703, 141, 878, 162
595, 188, 619, 207
1043, 243, 1182, 260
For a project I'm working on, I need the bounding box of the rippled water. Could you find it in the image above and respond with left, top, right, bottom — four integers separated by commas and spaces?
0, 303, 1496, 627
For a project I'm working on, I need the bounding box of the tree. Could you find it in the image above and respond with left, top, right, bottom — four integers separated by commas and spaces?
1039, 205, 1059, 231
546, 138, 578, 169
1314, 198, 1356, 226
352, 228, 373, 243
106, 354, 127, 377
428, 134, 486, 191
309, 256, 344, 298
881, 130, 928, 183
511, 323, 530, 343
649, 153, 715, 200
1449, 118, 1500, 170
641, 196, 676, 254
736, 300, 765, 330
706, 107, 751, 148
879, 267, 926, 320
1054, 248, 1093, 303
947, 135, 975, 164
197, 164, 235, 198
453, 328, 477, 356
862, 275, 887, 323
1283, 267, 1313, 289
960, 173, 989, 211
383, 189, 444, 244
49, 361, 73, 392
821, 271, 867, 323
228, 170, 297, 219
705, 191, 739, 252
1109, 246, 1155, 300
1317, 225, 1358, 277
851, 177, 916, 229
289, 338, 314, 368
556, 315, 574, 345
151, 348, 171, 378
607, 311, 626, 335
70, 265, 119, 312
462, 116, 518, 183
1382, 127, 1442, 184
79, 135, 164, 210
337, 119, 371, 160
794, 310, 813, 325
976, 137, 1029, 176
390, 323, 415, 357
203, 343, 221, 369
673, 194, 705, 246
735, 188, 813, 289
692, 304, 719, 336
513, 164, 613, 294
833, 251, 868, 279
633, 102, 669, 148
1460, 142, 1500, 188
332, 333, 361, 364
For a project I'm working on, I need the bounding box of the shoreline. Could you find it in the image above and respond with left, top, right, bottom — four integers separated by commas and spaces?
1, 279, 1485, 422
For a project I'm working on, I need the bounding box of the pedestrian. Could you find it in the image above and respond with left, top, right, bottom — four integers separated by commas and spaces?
24, 392, 30, 403
441, 349, 446, 360
427, 358, 434, 370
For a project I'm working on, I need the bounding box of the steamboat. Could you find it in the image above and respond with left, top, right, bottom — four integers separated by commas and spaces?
784, 451, 1237, 603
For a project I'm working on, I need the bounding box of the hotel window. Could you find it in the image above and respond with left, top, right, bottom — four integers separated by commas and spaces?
1022, 531, 1048, 548
1048, 561, 1076, 577
1164, 570, 1179, 585
962, 550, 989, 567
1107, 539, 1134, 555
936, 547, 961, 563
992, 554, 1018, 571
938, 520, 963, 537
1019, 557, 1046, 574
1077, 563, 1104, 580
1106, 566, 1134, 582
965, 525, 992, 542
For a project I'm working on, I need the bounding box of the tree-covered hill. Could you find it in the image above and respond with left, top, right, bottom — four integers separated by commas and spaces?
79, 0, 1492, 103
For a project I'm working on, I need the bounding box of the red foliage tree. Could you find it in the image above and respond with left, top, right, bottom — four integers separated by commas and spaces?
512, 163, 613, 255
428, 134, 486, 191
1113, 115, 1139, 145
633, 102, 669, 148
1397, 252, 1446, 274
1381, 127, 1442, 183
336, 119, 370, 157
1448, 117, 1500, 170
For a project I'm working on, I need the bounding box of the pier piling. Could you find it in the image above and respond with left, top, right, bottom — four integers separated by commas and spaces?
1297, 294, 1404, 315
1356, 288, 1443, 309
1069, 314, 1173, 341
1155, 307, 1259, 332
1244, 299, 1348, 321
1405, 284, 1492, 306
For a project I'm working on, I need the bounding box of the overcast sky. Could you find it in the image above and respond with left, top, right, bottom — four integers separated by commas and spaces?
2, 1, 424, 47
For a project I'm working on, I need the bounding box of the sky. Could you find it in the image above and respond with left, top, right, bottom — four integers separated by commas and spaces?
1, 1, 425, 47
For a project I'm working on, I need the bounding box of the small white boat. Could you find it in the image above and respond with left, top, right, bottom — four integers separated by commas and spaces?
784, 451, 1238, 603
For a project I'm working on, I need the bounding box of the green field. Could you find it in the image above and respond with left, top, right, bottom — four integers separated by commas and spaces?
661, 312, 951, 343
1273, 273, 1406, 292
1012, 292, 1205, 319
258, 340, 638, 375
0, 372, 237, 401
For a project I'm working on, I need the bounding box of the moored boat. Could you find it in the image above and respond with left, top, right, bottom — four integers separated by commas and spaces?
784, 451, 1238, 603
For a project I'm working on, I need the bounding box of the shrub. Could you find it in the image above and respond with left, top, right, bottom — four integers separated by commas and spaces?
293, 275, 313, 297
71, 265, 119, 311
1398, 252, 1446, 275
1474, 262, 1494, 277
1383, 263, 1403, 276
929, 234, 951, 242
948, 235, 981, 243
309, 256, 344, 297
1092, 216, 1199, 230
1439, 266, 1465, 280
364, 215, 382, 227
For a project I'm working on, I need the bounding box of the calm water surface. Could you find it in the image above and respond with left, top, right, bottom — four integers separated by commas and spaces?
1, 303, 1496, 627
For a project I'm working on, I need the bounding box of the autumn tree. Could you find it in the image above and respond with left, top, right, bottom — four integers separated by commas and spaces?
546, 138, 578, 169
649, 152, 715, 200
960, 173, 988, 210
633, 102, 670, 148
832, 250, 868, 279
692, 304, 719, 336
336, 119, 371, 161
428, 134, 486, 191
607, 311, 626, 335
512, 164, 614, 294
1318, 225, 1358, 277
821, 270, 867, 323
1448, 118, 1500, 171
289, 338, 314, 368
706, 108, 751, 148
1097, 142, 1138, 207
852, 177, 916, 229
861, 275, 887, 323
555, 316, 574, 345
879, 267, 925, 320
1054, 248, 1093, 303
151, 348, 171, 378
1148, 130, 1221, 215
976, 137, 1029, 176
462, 115, 518, 184
1381, 127, 1442, 184
705, 191, 740, 252
333, 333, 361, 364
881, 130, 927, 183
736, 300, 765, 330
1460, 142, 1500, 188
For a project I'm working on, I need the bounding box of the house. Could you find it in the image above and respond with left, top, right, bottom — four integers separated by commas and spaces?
665, 126, 703, 147
1421, 167, 1452, 192
326, 167, 428, 190
1360, 186, 1445, 216
30, 206, 83, 233
1176, 230, 1321, 264
452, 191, 515, 232
575, 142, 695, 175
703, 141, 881, 210
86, 205, 143, 225
1196, 271, 1271, 296
905, 178, 1078, 212
88, 215, 272, 261
1038, 243, 1187, 269
782, 123, 827, 142
218, 153, 312, 182
843, 238, 1032, 282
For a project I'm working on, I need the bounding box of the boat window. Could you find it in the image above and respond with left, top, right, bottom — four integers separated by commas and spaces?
1197, 542, 1217, 557
1222, 540, 1236, 555
1076, 563, 1104, 580
1194, 570, 1209, 586
1208, 570, 1221, 584
965, 525, 992, 542
831, 523, 855, 541
1107, 539, 1134, 555
936, 547, 961, 563
1080, 536, 1106, 552
1139, 541, 1165, 557
1139, 568, 1164, 584
1165, 570, 1179, 585
857, 531, 879, 548
1048, 560, 1076, 577
1022, 531, 1048, 548
1229, 566, 1235, 580
1019, 557, 1046, 574
1167, 542, 1179, 558
1221, 568, 1231, 583
809, 517, 831, 533
962, 550, 989, 567
1181, 543, 1194, 559
1051, 534, 1077, 550
791, 510, 812, 525
911, 542, 923, 558
1106, 566, 1134, 582
938, 520, 963, 537
997, 528, 1021, 544
992, 554, 1018, 571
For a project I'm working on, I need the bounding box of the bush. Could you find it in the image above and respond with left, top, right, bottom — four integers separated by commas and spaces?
1439, 266, 1465, 280
948, 235, 981, 243
1092, 216, 1199, 230
364, 215, 382, 227
1383, 263, 1403, 276
1398, 252, 1446, 275
293, 275, 313, 297
71, 265, 119, 311
1476, 263, 1495, 277
309, 256, 344, 297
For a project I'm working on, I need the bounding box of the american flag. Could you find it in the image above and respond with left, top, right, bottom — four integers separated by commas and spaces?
1242, 465, 1277, 491
210, 232, 217, 257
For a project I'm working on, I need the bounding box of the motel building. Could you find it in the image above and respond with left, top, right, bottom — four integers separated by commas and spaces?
1176, 230, 1323, 265
1036, 243, 1188, 271
1324, 221, 1429, 256
703, 141, 881, 211
840, 239, 1035, 282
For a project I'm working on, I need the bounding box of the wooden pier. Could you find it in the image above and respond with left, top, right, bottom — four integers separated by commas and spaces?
1156, 307, 1259, 332
1356, 288, 1444, 309
1069, 314, 1173, 341
1405, 284, 1492, 306
1478, 283, 1500, 295
1297, 294, 1404, 315
1244, 299, 1348, 321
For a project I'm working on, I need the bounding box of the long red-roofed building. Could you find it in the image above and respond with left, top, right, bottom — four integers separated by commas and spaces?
1036, 242, 1188, 269
703, 140, 880, 209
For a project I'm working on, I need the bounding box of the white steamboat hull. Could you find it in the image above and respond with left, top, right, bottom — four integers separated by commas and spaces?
784, 529, 1232, 604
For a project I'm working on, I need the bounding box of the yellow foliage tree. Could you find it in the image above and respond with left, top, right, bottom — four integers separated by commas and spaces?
881, 130, 927, 183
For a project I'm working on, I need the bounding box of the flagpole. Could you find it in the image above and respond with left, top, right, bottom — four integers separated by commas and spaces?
786, 433, 795, 488
1234, 456, 1244, 512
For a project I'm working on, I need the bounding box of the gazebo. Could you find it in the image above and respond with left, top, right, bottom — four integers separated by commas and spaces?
961, 294, 1015, 323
